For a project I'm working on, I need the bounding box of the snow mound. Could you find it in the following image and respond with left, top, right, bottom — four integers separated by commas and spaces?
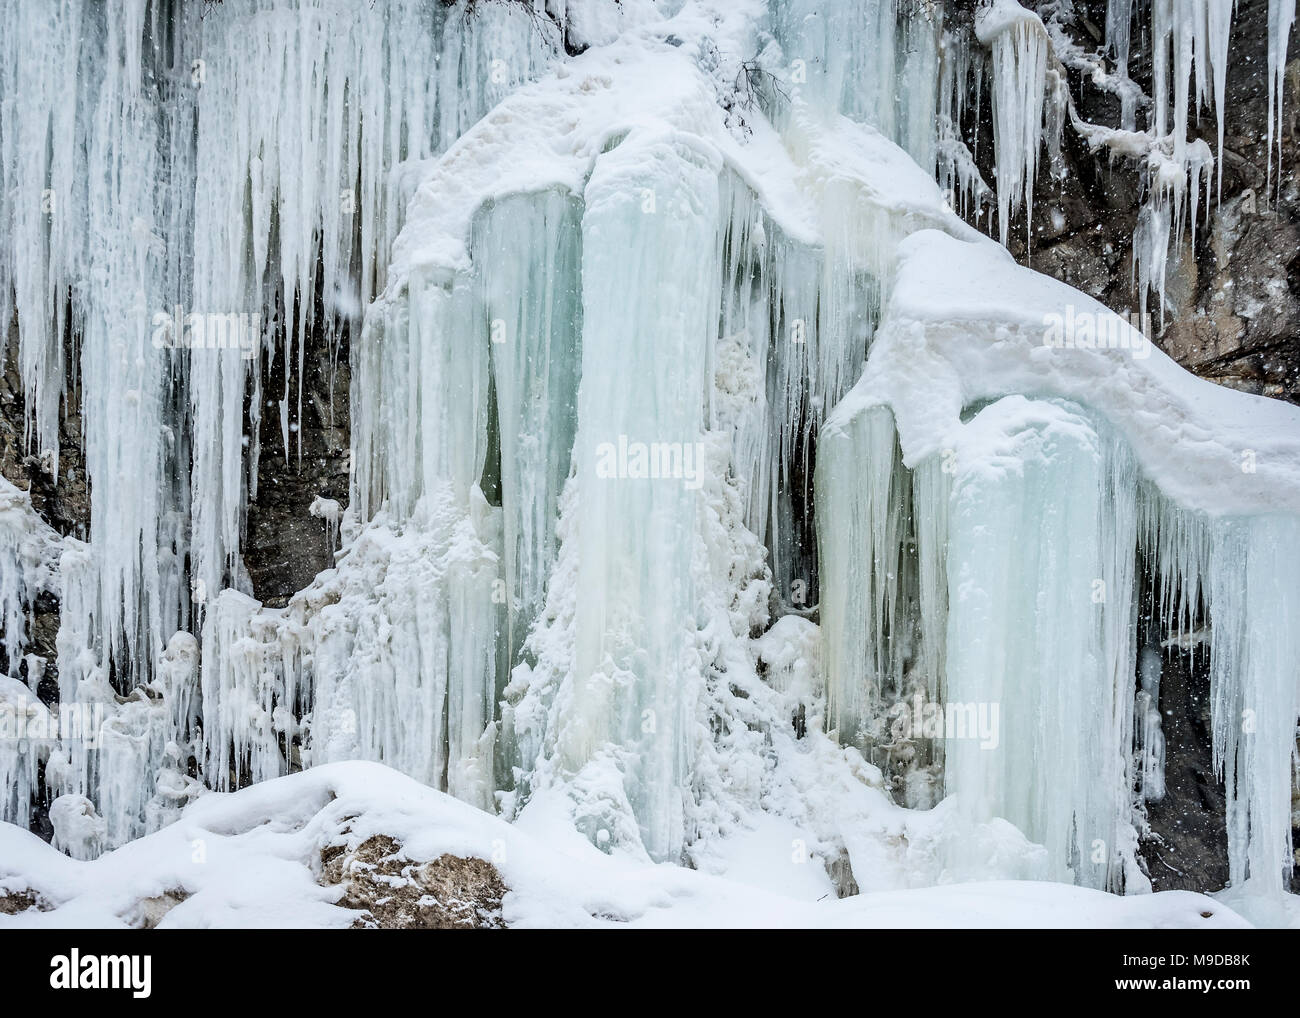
0, 762, 1252, 929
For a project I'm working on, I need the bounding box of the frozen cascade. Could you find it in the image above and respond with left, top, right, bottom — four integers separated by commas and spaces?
0, 0, 559, 847
817, 227, 1300, 896
0, 0, 193, 706
1209, 515, 1300, 897
0, 0, 1295, 923
0, 0, 84, 472
940, 398, 1142, 892
531, 136, 721, 860
326, 7, 978, 862
817, 395, 1144, 885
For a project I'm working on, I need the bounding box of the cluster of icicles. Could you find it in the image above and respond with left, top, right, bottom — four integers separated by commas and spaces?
0, 0, 1297, 906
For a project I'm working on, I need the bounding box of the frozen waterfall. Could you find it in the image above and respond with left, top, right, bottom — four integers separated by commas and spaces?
0, 0, 1298, 921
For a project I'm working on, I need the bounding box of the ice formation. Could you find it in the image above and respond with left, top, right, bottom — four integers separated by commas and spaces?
0, 0, 1297, 925
976, 0, 1049, 246
819, 229, 1300, 897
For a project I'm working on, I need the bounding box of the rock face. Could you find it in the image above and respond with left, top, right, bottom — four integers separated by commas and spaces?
0, 319, 86, 694
242, 318, 351, 608
321, 834, 506, 929
0, 889, 45, 915
1138, 647, 1232, 893
1013, 0, 1300, 406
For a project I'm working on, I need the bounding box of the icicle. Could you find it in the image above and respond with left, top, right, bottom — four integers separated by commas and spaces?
1208, 516, 1300, 896
1136, 645, 1166, 802
0, 0, 84, 474
1207, 0, 1234, 198
1133, 488, 1300, 898
188, 0, 557, 613
1268, 0, 1298, 193
1150, 0, 1233, 183
911, 457, 950, 708
770, 0, 942, 168
472, 190, 583, 667
816, 404, 911, 747
975, 1, 1049, 247
82, 0, 186, 685
1106, 0, 1135, 78
937, 27, 992, 217
714, 172, 865, 604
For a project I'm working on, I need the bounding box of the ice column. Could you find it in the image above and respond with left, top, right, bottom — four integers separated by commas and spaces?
943, 398, 1141, 891
815, 405, 913, 746
552, 135, 720, 861
472, 191, 583, 668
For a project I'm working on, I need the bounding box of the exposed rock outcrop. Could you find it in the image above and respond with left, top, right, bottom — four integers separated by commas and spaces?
321, 833, 507, 929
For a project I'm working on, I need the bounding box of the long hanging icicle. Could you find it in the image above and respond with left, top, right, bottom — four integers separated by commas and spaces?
975, 1, 1048, 247
1268, 0, 1298, 192
187, 0, 557, 612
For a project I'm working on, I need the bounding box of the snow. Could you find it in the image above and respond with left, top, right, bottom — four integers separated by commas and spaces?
0, 761, 1254, 929
853, 230, 1300, 518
